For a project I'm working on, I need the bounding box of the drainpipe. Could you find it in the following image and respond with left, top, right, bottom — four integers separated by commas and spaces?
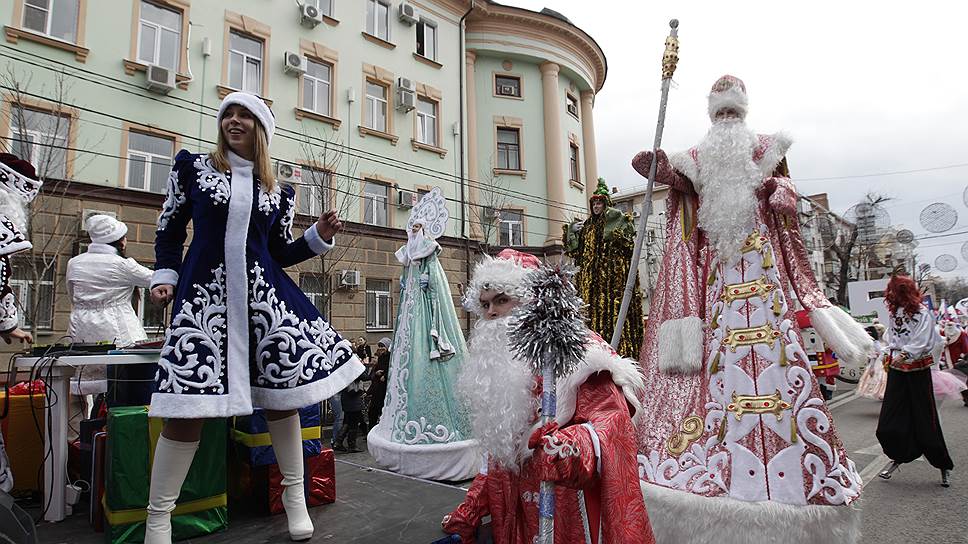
459, 0, 475, 331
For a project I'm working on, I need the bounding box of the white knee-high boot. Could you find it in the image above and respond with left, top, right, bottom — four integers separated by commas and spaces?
145, 436, 199, 544
266, 413, 313, 541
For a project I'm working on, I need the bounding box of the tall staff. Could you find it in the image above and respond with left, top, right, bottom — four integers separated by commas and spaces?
611, 19, 680, 350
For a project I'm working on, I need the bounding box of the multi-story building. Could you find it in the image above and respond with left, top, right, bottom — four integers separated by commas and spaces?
0, 0, 606, 347
609, 184, 667, 317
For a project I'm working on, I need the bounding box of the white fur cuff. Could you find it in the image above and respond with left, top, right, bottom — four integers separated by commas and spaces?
658, 317, 705, 374
809, 306, 874, 368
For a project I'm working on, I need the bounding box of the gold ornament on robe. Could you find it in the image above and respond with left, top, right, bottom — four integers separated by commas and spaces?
666, 415, 704, 456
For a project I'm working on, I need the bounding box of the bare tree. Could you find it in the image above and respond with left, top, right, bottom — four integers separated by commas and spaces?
469, 155, 510, 253
1, 67, 103, 338
824, 193, 890, 306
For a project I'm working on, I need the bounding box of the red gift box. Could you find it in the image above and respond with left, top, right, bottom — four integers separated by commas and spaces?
267, 449, 335, 514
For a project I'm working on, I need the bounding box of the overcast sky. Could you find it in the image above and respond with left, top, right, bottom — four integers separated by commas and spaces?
501, 0, 968, 278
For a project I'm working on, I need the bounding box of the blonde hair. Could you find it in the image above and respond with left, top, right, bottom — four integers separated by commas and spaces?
210, 120, 275, 192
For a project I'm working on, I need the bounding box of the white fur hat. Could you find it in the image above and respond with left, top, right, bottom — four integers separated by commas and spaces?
218, 92, 275, 145
86, 214, 128, 244
707, 74, 749, 121
463, 249, 541, 316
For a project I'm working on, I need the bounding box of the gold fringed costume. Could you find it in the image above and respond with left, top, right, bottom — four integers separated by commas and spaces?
563, 179, 643, 359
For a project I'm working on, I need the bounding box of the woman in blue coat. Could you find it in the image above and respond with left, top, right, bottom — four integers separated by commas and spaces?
145, 92, 364, 543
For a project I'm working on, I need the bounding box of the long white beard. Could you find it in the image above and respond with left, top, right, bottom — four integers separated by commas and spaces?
695, 120, 762, 262
457, 316, 537, 471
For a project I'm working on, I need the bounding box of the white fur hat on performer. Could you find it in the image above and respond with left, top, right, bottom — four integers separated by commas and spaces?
463, 248, 541, 316
217, 91, 275, 144
707, 74, 749, 121
86, 214, 128, 244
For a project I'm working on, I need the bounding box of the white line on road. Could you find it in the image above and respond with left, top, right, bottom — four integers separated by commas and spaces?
827, 391, 859, 411
859, 453, 891, 488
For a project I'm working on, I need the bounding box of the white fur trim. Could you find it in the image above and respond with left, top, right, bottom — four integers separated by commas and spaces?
463, 255, 534, 316
658, 317, 705, 374
640, 481, 862, 544
667, 150, 699, 183
151, 268, 178, 288
809, 306, 873, 368
556, 344, 646, 427
756, 132, 793, 178
366, 425, 480, 481
707, 86, 749, 122
303, 224, 333, 255
218, 92, 275, 144
657, 319, 682, 373
679, 316, 705, 373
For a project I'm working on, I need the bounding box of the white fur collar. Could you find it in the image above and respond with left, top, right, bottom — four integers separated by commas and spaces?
756, 132, 793, 178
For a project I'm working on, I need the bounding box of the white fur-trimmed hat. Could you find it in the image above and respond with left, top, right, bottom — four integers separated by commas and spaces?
86, 214, 128, 244
707, 74, 748, 121
463, 248, 541, 317
218, 91, 275, 145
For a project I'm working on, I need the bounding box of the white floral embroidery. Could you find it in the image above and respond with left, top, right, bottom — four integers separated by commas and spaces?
157, 169, 187, 232
193, 156, 230, 205
258, 186, 281, 215
157, 266, 227, 394
249, 262, 351, 387
542, 435, 581, 458
278, 191, 295, 242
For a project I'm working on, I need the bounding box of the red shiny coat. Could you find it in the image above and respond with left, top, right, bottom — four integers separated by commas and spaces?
442, 371, 654, 544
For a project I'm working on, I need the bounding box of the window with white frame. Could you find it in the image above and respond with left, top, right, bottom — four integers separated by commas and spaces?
416, 19, 436, 61
365, 278, 392, 330
296, 168, 331, 217
300, 273, 327, 314
363, 181, 389, 226
126, 131, 174, 194
416, 96, 437, 147
134, 288, 167, 332
228, 30, 263, 94
364, 0, 390, 41
10, 107, 70, 180
10, 258, 55, 329
499, 210, 524, 247
137, 1, 181, 71
302, 58, 332, 116
364, 81, 388, 132
496, 127, 521, 171
569, 143, 580, 182
22, 0, 80, 43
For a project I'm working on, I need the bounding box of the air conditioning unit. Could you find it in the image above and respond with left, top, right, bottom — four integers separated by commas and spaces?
80, 209, 117, 231
396, 88, 416, 112
283, 51, 307, 75
275, 161, 303, 183
398, 2, 419, 25
145, 65, 175, 94
338, 269, 361, 288
567, 103, 579, 116
397, 189, 418, 208
300, 3, 323, 27
397, 77, 416, 93
498, 84, 516, 96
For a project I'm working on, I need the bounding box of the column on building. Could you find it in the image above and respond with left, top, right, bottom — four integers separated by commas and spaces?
540, 62, 565, 247
580, 90, 599, 203
465, 50, 482, 239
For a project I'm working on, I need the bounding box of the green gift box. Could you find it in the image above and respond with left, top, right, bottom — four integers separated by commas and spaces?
104, 406, 228, 543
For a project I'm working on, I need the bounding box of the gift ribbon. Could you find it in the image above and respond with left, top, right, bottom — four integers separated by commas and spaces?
102, 493, 227, 525
230, 426, 321, 448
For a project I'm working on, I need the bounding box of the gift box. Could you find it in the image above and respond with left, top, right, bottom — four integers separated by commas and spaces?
0, 390, 46, 494
230, 404, 321, 466
228, 449, 335, 516
104, 406, 227, 543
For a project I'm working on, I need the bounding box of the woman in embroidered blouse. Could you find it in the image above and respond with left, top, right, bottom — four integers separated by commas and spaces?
875, 274, 953, 487
144, 92, 364, 543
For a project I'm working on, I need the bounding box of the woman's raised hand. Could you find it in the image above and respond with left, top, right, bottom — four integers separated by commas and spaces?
316, 210, 343, 241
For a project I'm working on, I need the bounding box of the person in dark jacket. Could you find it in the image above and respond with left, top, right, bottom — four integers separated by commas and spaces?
367, 338, 392, 430
334, 374, 365, 452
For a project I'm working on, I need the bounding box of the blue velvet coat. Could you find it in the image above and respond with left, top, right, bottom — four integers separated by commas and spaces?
149, 150, 364, 418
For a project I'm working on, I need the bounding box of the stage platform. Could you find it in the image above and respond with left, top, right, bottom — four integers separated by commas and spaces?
30, 447, 471, 543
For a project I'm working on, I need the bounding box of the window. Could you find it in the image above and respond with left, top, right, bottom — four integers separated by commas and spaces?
302, 58, 333, 116
296, 168, 331, 217
22, 0, 80, 43
135, 288, 167, 332
495, 75, 521, 98
126, 131, 174, 194
309, 0, 333, 17
10, 258, 54, 329
364, 81, 388, 132
300, 274, 327, 314
228, 30, 263, 94
366, 279, 392, 330
416, 20, 436, 61
363, 181, 389, 226
137, 1, 181, 70
566, 94, 579, 119
10, 107, 70, 180
365, 0, 390, 41
416, 96, 437, 147
498, 211, 524, 247
569, 143, 580, 182
496, 128, 521, 171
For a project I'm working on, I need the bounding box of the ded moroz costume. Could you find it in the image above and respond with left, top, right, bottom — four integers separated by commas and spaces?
629, 75, 870, 543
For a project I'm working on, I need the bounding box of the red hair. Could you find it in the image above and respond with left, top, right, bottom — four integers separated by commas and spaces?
885, 275, 922, 317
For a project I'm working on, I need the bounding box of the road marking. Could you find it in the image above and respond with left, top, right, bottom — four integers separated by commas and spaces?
859, 452, 891, 488
827, 391, 859, 411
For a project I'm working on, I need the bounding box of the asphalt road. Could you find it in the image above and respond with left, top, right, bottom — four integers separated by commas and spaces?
827, 384, 968, 544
